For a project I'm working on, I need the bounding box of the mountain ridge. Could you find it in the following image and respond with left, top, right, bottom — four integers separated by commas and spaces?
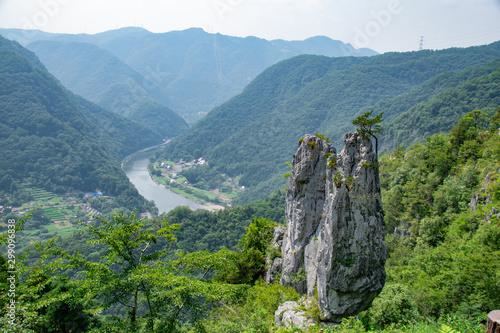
0, 36, 160, 212
0, 27, 377, 124
159, 41, 500, 204
26, 39, 189, 137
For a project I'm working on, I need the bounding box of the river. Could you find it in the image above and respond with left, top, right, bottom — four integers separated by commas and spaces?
123, 147, 203, 213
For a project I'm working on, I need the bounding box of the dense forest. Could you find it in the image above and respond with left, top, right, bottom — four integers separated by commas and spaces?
0, 36, 161, 213
159, 42, 500, 205
379, 59, 500, 152
1, 110, 499, 332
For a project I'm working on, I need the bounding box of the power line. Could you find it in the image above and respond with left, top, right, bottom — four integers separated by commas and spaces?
421, 28, 500, 50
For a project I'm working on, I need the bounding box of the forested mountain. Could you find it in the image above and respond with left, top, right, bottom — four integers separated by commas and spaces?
0, 36, 161, 211
26, 40, 147, 109
160, 42, 500, 204
128, 100, 189, 138
26, 40, 189, 137
380, 60, 500, 152
0, 27, 376, 124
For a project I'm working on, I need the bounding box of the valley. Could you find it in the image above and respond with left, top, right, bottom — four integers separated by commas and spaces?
148, 157, 241, 209
0, 25, 499, 333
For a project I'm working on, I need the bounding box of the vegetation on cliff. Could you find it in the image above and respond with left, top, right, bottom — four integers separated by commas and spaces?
1, 110, 499, 332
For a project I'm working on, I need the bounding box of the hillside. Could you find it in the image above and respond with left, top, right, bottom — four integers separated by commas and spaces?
0, 36, 160, 212
380, 60, 500, 152
2, 112, 499, 332
159, 42, 500, 204
128, 99, 189, 138
26, 40, 189, 137
0, 27, 376, 124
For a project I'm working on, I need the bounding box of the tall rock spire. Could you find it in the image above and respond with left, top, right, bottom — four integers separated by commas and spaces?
279, 132, 386, 322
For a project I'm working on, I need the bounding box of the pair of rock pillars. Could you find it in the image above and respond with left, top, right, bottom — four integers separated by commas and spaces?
271, 132, 387, 323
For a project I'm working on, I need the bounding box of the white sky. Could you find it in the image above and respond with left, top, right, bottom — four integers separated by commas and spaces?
0, 0, 499, 53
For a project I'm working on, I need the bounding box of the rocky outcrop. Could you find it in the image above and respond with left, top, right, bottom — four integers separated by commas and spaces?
470, 172, 495, 212
278, 133, 386, 323
274, 300, 316, 329
280, 135, 335, 294
265, 226, 285, 284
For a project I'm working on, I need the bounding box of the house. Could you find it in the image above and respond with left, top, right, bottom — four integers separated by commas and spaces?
83, 191, 104, 199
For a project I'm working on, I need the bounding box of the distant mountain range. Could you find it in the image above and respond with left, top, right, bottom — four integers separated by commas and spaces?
160, 41, 500, 204
22, 39, 189, 138
0, 27, 377, 124
3, 27, 497, 210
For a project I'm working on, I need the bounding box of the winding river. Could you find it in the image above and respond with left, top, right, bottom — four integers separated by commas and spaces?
123, 147, 203, 213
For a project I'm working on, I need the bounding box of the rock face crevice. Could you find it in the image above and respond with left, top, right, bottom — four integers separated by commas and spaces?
277, 132, 386, 323
280, 135, 335, 294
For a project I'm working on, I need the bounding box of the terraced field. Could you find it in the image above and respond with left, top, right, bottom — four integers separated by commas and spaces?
19, 188, 83, 223
41, 207, 67, 221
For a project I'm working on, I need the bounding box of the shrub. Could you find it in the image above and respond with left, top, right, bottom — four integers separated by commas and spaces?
361, 283, 418, 329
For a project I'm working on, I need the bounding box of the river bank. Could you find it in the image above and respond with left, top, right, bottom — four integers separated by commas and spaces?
149, 172, 226, 211
122, 145, 225, 213
148, 157, 241, 210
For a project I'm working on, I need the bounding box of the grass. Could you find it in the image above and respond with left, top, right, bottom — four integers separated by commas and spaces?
19, 220, 82, 246
43, 223, 80, 238
16, 187, 84, 224
176, 175, 188, 183
150, 160, 242, 205
188, 187, 219, 201
169, 186, 203, 202
40, 206, 83, 222
162, 160, 177, 166
42, 208, 66, 220
48, 197, 62, 204
31, 188, 55, 201
153, 175, 219, 204
220, 190, 239, 200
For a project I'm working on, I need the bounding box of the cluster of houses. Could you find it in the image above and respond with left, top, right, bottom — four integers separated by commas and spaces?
83, 191, 103, 199
82, 203, 101, 217
157, 158, 207, 186
160, 157, 206, 169
0, 205, 19, 214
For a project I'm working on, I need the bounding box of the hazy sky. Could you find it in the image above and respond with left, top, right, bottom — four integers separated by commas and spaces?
0, 0, 499, 53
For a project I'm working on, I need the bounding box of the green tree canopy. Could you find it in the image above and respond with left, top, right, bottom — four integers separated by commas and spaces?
352, 110, 384, 154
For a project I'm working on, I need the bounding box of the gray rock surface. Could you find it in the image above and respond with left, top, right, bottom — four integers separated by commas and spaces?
265, 257, 283, 284
274, 300, 316, 328
265, 226, 286, 284
271, 225, 286, 248
279, 133, 386, 322
280, 135, 335, 294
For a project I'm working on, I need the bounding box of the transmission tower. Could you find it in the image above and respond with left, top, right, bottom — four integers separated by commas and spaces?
419, 36, 424, 50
